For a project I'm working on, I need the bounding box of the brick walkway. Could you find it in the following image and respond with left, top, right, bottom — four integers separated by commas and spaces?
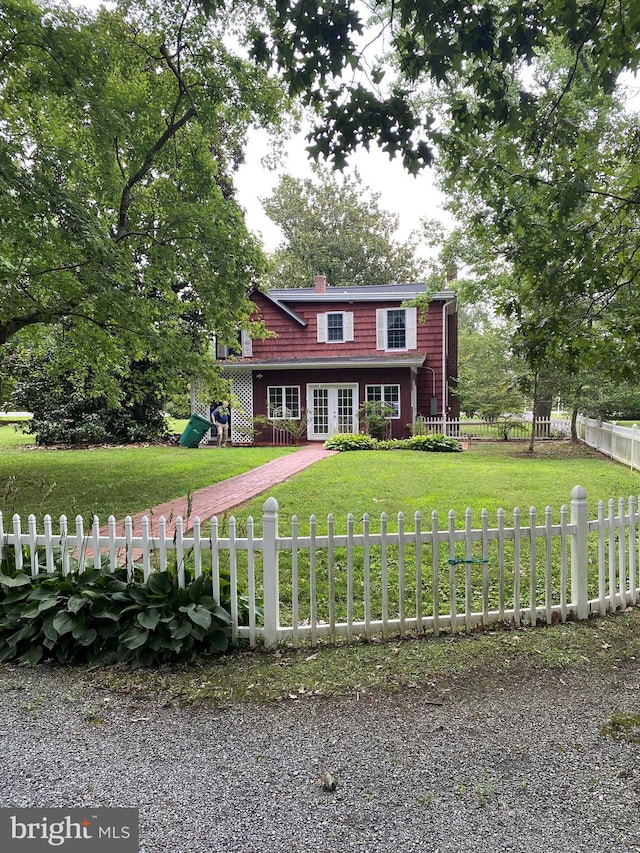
105, 444, 336, 537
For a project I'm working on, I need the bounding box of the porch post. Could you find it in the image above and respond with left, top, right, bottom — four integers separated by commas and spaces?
570, 485, 589, 620
262, 497, 280, 648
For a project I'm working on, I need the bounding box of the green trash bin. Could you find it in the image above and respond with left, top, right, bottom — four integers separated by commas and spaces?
178, 413, 213, 448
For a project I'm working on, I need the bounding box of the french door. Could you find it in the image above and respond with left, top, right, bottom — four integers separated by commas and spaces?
307, 384, 359, 440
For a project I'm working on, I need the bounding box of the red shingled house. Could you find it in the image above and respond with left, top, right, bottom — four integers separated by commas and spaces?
209, 274, 458, 444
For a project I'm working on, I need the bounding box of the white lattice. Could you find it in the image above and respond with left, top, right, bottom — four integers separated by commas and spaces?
229, 370, 254, 444
190, 382, 213, 444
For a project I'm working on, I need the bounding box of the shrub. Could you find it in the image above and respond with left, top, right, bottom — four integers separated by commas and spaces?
324, 433, 378, 451
325, 433, 461, 453
0, 563, 234, 668
359, 401, 395, 440
401, 434, 462, 452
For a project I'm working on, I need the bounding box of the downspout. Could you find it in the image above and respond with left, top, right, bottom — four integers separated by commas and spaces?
442, 297, 456, 421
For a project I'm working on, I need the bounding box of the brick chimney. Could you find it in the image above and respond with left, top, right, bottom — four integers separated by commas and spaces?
314, 273, 327, 293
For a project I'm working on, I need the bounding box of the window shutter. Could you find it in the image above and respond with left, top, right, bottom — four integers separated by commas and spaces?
344, 312, 354, 341
406, 307, 417, 349
376, 309, 386, 350
216, 343, 229, 359
241, 330, 252, 357
317, 313, 326, 343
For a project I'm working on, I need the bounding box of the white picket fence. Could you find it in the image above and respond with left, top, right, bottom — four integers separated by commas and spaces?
576, 415, 640, 472
415, 415, 571, 440
2, 486, 639, 648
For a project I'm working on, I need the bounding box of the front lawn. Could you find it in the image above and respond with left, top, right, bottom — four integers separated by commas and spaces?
227, 440, 640, 531
0, 426, 295, 522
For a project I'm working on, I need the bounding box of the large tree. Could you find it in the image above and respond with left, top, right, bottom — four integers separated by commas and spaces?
0, 0, 289, 379
262, 164, 425, 287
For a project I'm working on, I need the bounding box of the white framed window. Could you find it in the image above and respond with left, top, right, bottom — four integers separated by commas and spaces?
366, 384, 401, 418
267, 386, 301, 419
376, 307, 417, 351
317, 311, 354, 343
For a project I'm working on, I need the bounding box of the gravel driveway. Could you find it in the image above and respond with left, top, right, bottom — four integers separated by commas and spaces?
1, 662, 639, 852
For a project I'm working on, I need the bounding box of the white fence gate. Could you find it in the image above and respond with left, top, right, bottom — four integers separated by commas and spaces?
2, 486, 639, 649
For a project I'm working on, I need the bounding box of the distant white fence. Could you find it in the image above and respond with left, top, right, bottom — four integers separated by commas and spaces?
416, 416, 571, 440
576, 416, 640, 472
2, 486, 639, 648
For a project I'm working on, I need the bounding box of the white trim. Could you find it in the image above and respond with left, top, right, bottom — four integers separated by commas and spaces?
376, 306, 417, 351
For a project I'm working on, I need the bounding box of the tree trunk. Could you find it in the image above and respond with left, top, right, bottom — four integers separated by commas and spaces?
571, 406, 579, 443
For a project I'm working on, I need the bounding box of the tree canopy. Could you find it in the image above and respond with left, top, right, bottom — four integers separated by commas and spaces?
250, 0, 640, 171
261, 164, 426, 287
0, 0, 290, 379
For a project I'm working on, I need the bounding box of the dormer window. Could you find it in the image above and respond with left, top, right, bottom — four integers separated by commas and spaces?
317, 311, 354, 343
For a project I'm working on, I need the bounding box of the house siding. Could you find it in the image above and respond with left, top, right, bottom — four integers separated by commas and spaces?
221, 286, 457, 443
253, 366, 417, 441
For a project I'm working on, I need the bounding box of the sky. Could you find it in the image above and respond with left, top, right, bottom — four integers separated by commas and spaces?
233, 126, 450, 254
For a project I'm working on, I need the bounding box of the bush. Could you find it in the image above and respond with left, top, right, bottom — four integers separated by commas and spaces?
325, 433, 462, 452
400, 433, 462, 452
0, 562, 234, 668
324, 433, 378, 451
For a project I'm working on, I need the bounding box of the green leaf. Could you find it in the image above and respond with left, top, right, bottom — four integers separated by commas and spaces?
207, 629, 229, 653
0, 573, 31, 588
185, 604, 212, 630
76, 627, 98, 647
137, 609, 160, 630
169, 620, 193, 640
52, 611, 77, 636
147, 572, 174, 596
119, 627, 149, 650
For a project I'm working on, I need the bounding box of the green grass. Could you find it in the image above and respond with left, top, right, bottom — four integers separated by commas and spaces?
64, 607, 640, 706
0, 425, 295, 522
226, 441, 640, 531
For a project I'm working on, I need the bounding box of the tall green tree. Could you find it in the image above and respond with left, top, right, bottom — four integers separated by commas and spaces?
0, 0, 289, 379
261, 164, 425, 288
428, 42, 640, 442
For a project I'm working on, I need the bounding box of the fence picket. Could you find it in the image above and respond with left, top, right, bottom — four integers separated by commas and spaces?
247, 516, 256, 647
513, 508, 521, 627
608, 499, 616, 612
560, 505, 568, 622
430, 511, 439, 637
380, 513, 389, 640
192, 517, 202, 580
497, 508, 505, 622
327, 513, 336, 645
618, 497, 627, 610
597, 501, 606, 613
228, 517, 238, 640
210, 516, 220, 603
529, 507, 537, 628
346, 513, 354, 644
447, 510, 457, 634
291, 515, 300, 649
309, 515, 318, 648
398, 512, 406, 637
43, 515, 55, 574
363, 513, 371, 641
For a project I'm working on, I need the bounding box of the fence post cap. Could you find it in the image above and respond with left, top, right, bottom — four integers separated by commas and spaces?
263, 496, 279, 512
571, 485, 587, 500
